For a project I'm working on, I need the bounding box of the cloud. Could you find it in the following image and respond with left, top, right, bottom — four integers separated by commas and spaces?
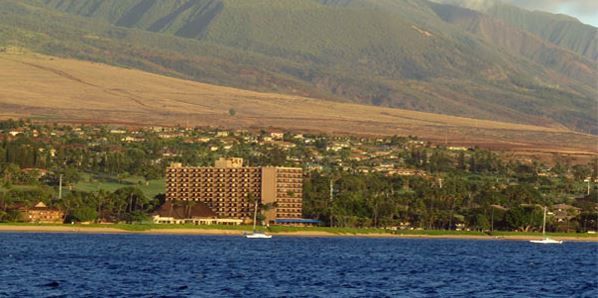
505, 0, 598, 17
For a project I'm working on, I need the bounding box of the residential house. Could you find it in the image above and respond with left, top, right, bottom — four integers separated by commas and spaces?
19, 202, 64, 223
268, 141, 296, 150
216, 131, 229, 138
8, 129, 24, 137
270, 132, 284, 140
551, 204, 581, 223
448, 146, 469, 151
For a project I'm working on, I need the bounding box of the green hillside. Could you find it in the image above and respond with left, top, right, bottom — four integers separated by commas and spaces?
428, 3, 596, 93
1, 0, 596, 133
438, 0, 598, 60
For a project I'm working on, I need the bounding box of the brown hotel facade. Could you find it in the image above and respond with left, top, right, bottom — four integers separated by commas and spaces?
166, 158, 303, 224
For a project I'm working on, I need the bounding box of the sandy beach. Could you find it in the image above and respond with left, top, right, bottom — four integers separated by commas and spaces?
0, 225, 596, 242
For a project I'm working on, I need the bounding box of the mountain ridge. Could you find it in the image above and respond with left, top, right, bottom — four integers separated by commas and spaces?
1, 0, 596, 134
435, 0, 598, 59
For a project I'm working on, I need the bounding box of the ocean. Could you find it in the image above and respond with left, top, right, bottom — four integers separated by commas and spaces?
0, 233, 596, 297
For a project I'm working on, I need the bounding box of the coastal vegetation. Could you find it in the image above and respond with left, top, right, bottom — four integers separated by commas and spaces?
0, 119, 596, 233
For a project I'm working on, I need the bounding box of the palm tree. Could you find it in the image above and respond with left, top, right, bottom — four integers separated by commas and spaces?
247, 192, 276, 227
169, 200, 178, 218
0, 192, 11, 213
183, 200, 196, 219
93, 189, 110, 223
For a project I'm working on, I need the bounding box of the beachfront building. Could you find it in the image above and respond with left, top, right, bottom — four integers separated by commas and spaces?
19, 202, 64, 223
152, 201, 242, 225
165, 158, 304, 225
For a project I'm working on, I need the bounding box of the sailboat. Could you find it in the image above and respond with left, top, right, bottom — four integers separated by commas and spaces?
244, 200, 272, 239
530, 206, 562, 244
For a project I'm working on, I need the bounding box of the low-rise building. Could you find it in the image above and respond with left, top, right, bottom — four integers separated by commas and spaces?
268, 141, 296, 150
216, 131, 229, 138
270, 132, 284, 140
19, 202, 64, 223
551, 204, 581, 223
152, 201, 242, 225
388, 168, 423, 176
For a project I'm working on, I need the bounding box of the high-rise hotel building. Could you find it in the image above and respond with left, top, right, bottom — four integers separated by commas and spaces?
165, 158, 303, 224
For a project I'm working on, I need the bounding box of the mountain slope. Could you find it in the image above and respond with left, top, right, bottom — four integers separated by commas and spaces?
1, 52, 595, 154
427, 2, 596, 133
436, 0, 598, 60
1, 0, 596, 134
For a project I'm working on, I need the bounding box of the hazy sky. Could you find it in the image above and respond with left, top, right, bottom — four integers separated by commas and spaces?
506, 0, 598, 27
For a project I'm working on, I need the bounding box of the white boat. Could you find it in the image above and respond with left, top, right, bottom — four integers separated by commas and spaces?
530, 238, 562, 244
244, 200, 272, 239
245, 232, 272, 239
530, 206, 563, 244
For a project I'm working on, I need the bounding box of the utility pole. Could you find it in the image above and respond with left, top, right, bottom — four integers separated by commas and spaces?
329, 175, 341, 228
329, 178, 334, 227
491, 207, 494, 233
329, 178, 334, 201
542, 206, 547, 236
58, 174, 63, 200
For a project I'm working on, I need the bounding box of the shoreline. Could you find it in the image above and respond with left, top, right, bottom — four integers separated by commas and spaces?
0, 225, 596, 242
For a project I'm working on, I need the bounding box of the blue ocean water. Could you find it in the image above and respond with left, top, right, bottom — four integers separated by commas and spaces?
0, 233, 596, 297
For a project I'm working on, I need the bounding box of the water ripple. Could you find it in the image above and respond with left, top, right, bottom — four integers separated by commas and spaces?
0, 234, 596, 297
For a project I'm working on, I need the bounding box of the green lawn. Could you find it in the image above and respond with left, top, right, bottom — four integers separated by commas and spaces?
394, 230, 487, 236
1, 174, 165, 199
0, 223, 388, 234
489, 231, 597, 238
0, 185, 41, 192
74, 173, 165, 198
267, 226, 389, 235
394, 229, 597, 238
0, 222, 256, 232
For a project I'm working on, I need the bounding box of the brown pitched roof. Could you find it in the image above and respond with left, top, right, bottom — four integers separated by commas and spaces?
154, 201, 217, 219
12, 202, 60, 212
551, 204, 580, 210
